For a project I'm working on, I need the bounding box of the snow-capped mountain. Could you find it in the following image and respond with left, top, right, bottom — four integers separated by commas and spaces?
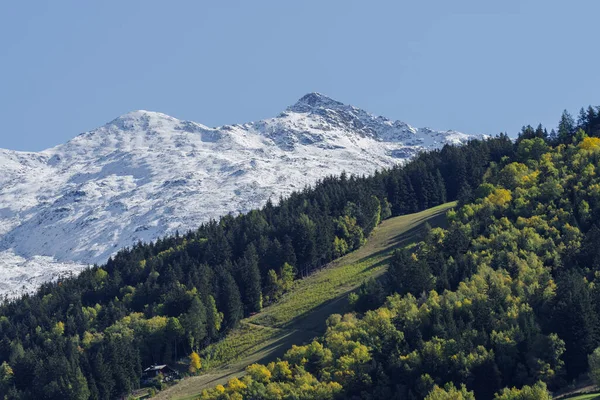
0, 93, 480, 297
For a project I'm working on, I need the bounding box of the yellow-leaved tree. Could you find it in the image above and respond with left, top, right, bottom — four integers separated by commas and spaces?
425, 383, 475, 400
189, 351, 201, 374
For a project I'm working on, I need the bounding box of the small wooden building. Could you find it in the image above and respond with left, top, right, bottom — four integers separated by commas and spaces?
142, 364, 178, 383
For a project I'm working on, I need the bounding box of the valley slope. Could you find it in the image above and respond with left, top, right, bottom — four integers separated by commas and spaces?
156, 202, 455, 400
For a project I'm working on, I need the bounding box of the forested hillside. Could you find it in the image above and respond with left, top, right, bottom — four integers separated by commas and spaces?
195, 107, 600, 399
0, 125, 512, 398
1, 106, 598, 399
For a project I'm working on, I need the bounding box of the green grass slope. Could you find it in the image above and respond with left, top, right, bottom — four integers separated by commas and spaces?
560, 393, 600, 400
155, 202, 456, 400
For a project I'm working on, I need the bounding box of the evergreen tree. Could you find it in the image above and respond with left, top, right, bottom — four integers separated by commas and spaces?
404, 176, 418, 213
557, 109, 575, 144
387, 248, 433, 295
218, 270, 243, 329
578, 107, 589, 131
239, 244, 262, 314
587, 106, 600, 137
181, 296, 208, 352
553, 271, 600, 378
281, 235, 297, 268
91, 349, 114, 400
387, 175, 403, 215
295, 214, 317, 276
434, 169, 447, 204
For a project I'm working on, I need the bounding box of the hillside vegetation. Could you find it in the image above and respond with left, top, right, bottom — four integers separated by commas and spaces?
155, 203, 454, 400
0, 126, 510, 400
197, 108, 600, 399
1, 106, 599, 399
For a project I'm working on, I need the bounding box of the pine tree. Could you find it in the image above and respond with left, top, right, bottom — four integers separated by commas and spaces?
387, 176, 402, 215
204, 223, 232, 265
295, 214, 317, 275
281, 235, 297, 267
240, 244, 262, 314
404, 176, 418, 213
558, 110, 575, 144
578, 107, 589, 131
554, 271, 600, 378
395, 175, 407, 214
387, 249, 433, 295
434, 169, 447, 204
535, 123, 548, 140
588, 106, 599, 137
181, 296, 207, 352
517, 125, 536, 142
92, 349, 115, 399
219, 270, 243, 329
419, 171, 433, 209
166, 317, 184, 362
267, 238, 284, 272
72, 366, 91, 400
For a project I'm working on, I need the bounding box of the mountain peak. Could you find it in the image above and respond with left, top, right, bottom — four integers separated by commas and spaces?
106, 110, 177, 131
287, 92, 345, 113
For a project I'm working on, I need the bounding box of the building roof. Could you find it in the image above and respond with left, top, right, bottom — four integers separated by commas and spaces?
143, 365, 167, 372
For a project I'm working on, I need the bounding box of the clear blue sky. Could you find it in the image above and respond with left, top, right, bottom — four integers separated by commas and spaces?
1, 1, 598, 151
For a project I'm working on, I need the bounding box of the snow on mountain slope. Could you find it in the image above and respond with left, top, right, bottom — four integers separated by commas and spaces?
0, 93, 481, 297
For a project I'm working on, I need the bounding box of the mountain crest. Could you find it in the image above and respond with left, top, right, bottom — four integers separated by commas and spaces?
287, 92, 345, 113
106, 110, 177, 131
